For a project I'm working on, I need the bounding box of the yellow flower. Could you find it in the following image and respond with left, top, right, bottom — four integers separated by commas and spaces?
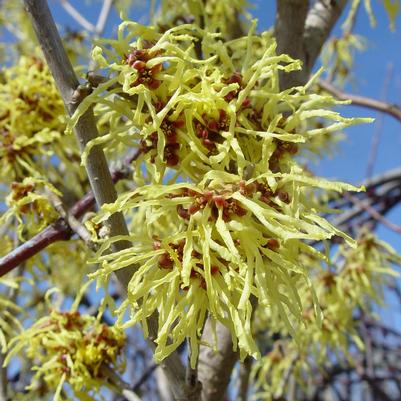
5, 310, 126, 401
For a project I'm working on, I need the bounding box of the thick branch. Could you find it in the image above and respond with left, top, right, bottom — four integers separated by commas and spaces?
198, 320, 239, 401
301, 0, 348, 83
319, 79, 401, 123
275, 0, 348, 87
275, 0, 309, 89
0, 219, 71, 277
345, 193, 401, 235
22, 2, 194, 400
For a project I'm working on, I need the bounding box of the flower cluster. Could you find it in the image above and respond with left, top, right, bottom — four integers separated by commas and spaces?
252, 231, 400, 399
74, 21, 371, 366
0, 277, 22, 353
0, 177, 60, 239
155, 0, 251, 40
0, 56, 67, 180
5, 310, 126, 401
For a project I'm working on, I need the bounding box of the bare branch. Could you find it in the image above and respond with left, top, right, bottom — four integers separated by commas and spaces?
319, 79, 401, 123
95, 0, 114, 35
156, 368, 175, 401
0, 219, 72, 277
274, 0, 309, 89
302, 0, 348, 83
58, 0, 96, 32
2, 22, 24, 40
0, 353, 7, 401
101, 365, 142, 401
198, 320, 238, 401
238, 357, 252, 401
46, 189, 94, 247
365, 64, 393, 179
0, 150, 141, 277
345, 193, 401, 235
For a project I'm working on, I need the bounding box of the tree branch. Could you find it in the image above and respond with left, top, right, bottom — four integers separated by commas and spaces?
275, 0, 309, 89
0, 219, 72, 277
301, 0, 348, 84
58, 0, 96, 32
95, 0, 114, 35
319, 79, 401, 123
101, 365, 142, 401
0, 353, 7, 401
237, 357, 252, 401
0, 150, 140, 277
345, 193, 401, 235
22, 2, 196, 400
365, 63, 393, 178
198, 320, 239, 401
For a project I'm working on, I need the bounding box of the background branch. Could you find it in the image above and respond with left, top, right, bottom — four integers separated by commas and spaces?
58, 0, 96, 32
319, 79, 401, 123
237, 357, 252, 401
95, 0, 114, 35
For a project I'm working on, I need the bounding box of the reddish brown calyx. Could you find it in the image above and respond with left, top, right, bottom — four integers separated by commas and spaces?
222, 72, 243, 102
320, 271, 336, 288
10, 181, 40, 214
158, 240, 185, 269
195, 110, 228, 154
1, 130, 35, 163
263, 238, 280, 252
185, 263, 220, 290
10, 181, 35, 201
276, 189, 291, 204
141, 116, 184, 166
239, 180, 257, 197
125, 47, 163, 90
269, 139, 299, 173
176, 187, 247, 222
158, 252, 174, 269
255, 182, 274, 205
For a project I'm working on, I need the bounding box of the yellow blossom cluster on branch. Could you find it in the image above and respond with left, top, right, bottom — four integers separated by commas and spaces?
5, 309, 126, 401
252, 231, 401, 399
71, 21, 374, 367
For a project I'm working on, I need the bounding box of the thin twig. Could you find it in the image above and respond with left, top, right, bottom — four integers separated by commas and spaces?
132, 363, 158, 393
237, 357, 252, 401
345, 193, 401, 235
95, 0, 114, 35
46, 189, 95, 247
101, 365, 142, 401
2, 22, 24, 40
0, 150, 141, 277
59, 0, 96, 32
319, 79, 401, 123
365, 63, 394, 178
